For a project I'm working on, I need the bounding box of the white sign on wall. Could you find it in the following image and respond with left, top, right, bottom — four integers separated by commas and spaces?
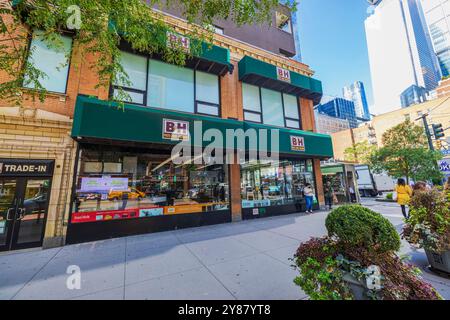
290, 136, 305, 152
163, 119, 190, 141
276, 67, 291, 83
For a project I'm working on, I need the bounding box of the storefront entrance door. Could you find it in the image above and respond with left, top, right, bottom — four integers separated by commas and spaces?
0, 178, 51, 251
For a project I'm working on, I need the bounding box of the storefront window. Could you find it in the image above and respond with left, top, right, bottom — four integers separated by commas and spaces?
240, 159, 315, 209
71, 146, 230, 224
112, 51, 221, 116
24, 30, 72, 93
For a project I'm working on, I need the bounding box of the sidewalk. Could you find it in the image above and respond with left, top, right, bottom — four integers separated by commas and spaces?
0, 200, 449, 300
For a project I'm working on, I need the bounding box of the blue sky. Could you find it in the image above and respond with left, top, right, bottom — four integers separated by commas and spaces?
297, 0, 374, 106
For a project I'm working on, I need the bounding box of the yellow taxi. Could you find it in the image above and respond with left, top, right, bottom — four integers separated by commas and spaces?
108, 188, 145, 201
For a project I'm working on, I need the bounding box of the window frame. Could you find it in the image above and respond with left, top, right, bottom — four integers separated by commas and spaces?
111, 50, 222, 118
242, 84, 302, 130
194, 70, 221, 117
275, 11, 293, 34
23, 30, 74, 95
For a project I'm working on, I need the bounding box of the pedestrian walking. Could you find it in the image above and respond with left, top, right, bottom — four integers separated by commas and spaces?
324, 181, 334, 210
394, 178, 412, 219
303, 183, 315, 213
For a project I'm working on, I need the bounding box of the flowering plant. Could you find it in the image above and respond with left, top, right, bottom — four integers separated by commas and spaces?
293, 205, 442, 300
403, 189, 450, 253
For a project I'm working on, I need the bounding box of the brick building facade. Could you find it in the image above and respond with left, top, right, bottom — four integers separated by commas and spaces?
0, 2, 332, 250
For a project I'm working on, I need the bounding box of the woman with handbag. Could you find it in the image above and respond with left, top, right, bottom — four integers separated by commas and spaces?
394, 178, 413, 219
303, 183, 315, 213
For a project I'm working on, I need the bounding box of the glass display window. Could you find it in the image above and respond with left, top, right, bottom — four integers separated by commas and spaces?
71, 145, 230, 224
240, 159, 315, 209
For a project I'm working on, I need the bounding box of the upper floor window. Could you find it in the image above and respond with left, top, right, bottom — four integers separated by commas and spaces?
242, 83, 301, 129
213, 25, 224, 35
24, 30, 72, 94
113, 51, 220, 116
276, 12, 292, 34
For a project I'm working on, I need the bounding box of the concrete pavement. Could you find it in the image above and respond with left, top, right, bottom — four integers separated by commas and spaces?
0, 199, 448, 300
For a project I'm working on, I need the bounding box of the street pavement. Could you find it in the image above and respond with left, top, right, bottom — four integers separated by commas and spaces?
0, 199, 448, 300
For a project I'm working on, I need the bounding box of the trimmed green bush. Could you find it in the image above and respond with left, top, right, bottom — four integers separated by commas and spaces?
386, 193, 393, 200
325, 205, 400, 253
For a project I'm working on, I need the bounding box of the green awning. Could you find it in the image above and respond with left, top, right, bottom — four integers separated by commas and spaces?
243, 122, 333, 159
72, 96, 333, 158
72, 95, 243, 148
238, 56, 323, 104
196, 41, 233, 75
321, 165, 344, 175
109, 20, 233, 76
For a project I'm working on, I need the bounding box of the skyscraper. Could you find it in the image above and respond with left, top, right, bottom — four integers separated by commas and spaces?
421, 0, 450, 77
316, 98, 358, 128
292, 0, 302, 62
343, 81, 371, 120
365, 0, 441, 114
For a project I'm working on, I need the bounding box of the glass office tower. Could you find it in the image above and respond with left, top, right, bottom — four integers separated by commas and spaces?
365, 0, 441, 113
421, 0, 450, 77
343, 81, 371, 120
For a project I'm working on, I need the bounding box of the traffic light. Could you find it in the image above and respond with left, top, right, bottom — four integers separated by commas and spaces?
433, 123, 445, 139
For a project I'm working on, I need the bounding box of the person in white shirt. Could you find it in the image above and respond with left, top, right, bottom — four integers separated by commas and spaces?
303, 184, 315, 213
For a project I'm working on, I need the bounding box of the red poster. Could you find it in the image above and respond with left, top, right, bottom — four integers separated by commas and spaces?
71, 206, 161, 224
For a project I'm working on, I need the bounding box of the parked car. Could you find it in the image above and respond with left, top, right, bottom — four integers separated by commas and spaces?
108, 188, 145, 201
23, 193, 47, 214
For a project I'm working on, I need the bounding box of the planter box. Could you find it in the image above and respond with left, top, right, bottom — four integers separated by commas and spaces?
342, 273, 369, 300
425, 249, 450, 274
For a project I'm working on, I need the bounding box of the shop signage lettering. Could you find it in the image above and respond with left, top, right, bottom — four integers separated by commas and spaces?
163, 119, 190, 141
71, 207, 161, 224
290, 136, 305, 152
439, 158, 450, 173
167, 32, 191, 53
277, 67, 291, 83
0, 159, 54, 177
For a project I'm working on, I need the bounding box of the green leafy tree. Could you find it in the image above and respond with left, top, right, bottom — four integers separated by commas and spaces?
0, 0, 293, 105
370, 120, 443, 183
344, 140, 377, 164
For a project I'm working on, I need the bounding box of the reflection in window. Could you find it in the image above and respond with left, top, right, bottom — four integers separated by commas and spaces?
112, 51, 221, 117
24, 30, 72, 93
261, 88, 285, 127
283, 93, 300, 129
243, 84, 301, 129
72, 146, 230, 223
148, 59, 195, 113
241, 159, 315, 208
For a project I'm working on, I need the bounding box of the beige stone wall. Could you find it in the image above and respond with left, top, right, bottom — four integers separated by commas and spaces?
0, 107, 77, 248
331, 129, 355, 162
372, 97, 450, 147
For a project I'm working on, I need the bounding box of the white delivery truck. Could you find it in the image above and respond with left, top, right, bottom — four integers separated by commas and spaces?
355, 165, 395, 197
